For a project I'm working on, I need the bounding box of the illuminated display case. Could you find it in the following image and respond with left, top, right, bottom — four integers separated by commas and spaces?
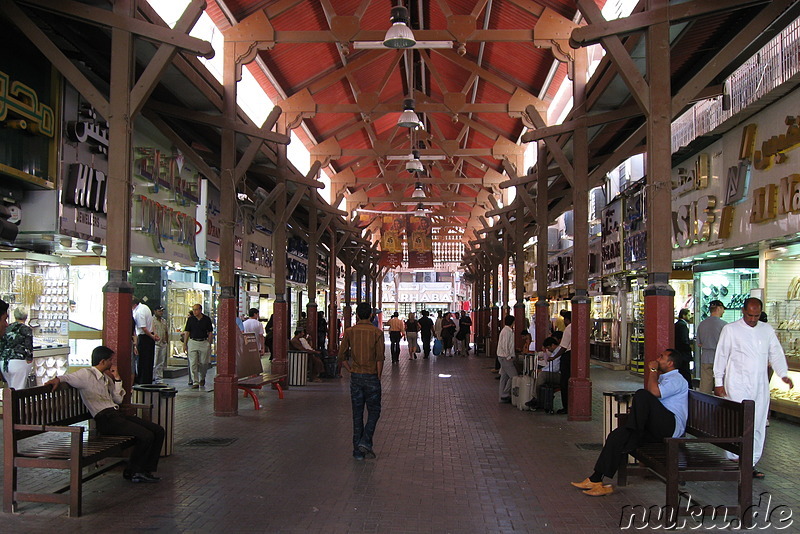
770, 370, 800, 418
766, 251, 800, 417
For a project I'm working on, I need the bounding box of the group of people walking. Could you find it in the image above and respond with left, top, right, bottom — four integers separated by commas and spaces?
387, 309, 473, 363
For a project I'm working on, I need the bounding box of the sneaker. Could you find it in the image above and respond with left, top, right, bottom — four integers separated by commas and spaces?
191, 384, 199, 389
500, 397, 512, 404
524, 398, 538, 408
358, 445, 377, 460
200, 381, 206, 388
143, 472, 161, 480
556, 408, 567, 414
353, 451, 365, 461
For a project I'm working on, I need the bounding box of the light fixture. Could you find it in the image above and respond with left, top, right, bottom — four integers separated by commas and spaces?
411, 182, 426, 199
383, 6, 416, 49
406, 150, 424, 173
398, 98, 422, 128
414, 203, 427, 217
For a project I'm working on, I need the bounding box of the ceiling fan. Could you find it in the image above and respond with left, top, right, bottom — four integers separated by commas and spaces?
352, 6, 454, 50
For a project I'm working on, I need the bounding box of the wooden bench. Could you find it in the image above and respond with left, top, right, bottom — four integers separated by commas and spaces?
237, 331, 286, 410
617, 390, 755, 527
238, 373, 287, 410
3, 384, 151, 517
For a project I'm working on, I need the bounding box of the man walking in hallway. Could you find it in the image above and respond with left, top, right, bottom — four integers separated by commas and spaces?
182, 304, 214, 389
339, 302, 385, 461
497, 315, 517, 403
696, 300, 726, 394
387, 311, 405, 364
714, 297, 793, 477
418, 310, 434, 359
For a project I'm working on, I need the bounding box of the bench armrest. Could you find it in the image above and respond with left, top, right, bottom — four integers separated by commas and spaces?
665, 436, 743, 446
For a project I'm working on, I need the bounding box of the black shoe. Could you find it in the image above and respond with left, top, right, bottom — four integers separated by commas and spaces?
556, 408, 567, 414
353, 450, 365, 461
358, 445, 377, 459
130, 472, 160, 483
143, 472, 161, 480
525, 398, 538, 408
423, 355, 429, 359
500, 397, 512, 404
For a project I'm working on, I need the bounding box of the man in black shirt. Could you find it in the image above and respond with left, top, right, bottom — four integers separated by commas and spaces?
418, 310, 434, 359
674, 308, 694, 388
182, 304, 214, 389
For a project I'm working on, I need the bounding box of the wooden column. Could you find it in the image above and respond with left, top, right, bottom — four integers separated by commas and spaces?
328, 231, 338, 355
270, 119, 290, 387
102, 0, 135, 399
535, 141, 551, 351
569, 47, 592, 422
489, 262, 500, 359
307, 208, 318, 349
514, 206, 526, 350
213, 39, 241, 416
344, 260, 353, 328
644, 0, 675, 383
502, 235, 511, 317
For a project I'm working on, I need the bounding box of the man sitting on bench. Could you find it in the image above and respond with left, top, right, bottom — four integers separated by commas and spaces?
290, 329, 325, 382
46, 345, 165, 484
570, 349, 688, 496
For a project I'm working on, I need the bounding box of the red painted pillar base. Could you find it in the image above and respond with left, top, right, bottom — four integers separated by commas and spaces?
271, 300, 289, 388
344, 305, 352, 329
644, 275, 675, 384
103, 271, 133, 403
307, 303, 318, 348
514, 303, 527, 351
214, 293, 239, 417
569, 295, 592, 421
328, 304, 339, 355
534, 299, 550, 351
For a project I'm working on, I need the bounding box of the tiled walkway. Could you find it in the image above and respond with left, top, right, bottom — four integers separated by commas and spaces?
3, 342, 799, 533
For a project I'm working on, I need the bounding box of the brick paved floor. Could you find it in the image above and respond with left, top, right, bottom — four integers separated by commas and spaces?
2, 342, 799, 533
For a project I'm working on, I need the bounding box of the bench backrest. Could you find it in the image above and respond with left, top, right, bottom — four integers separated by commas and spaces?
686, 390, 755, 462
2, 385, 91, 440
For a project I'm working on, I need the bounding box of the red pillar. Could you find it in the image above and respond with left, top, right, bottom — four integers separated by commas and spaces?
534, 299, 550, 351
644, 276, 675, 383
214, 291, 238, 416
272, 299, 288, 388
307, 303, 318, 348
344, 305, 352, 329
489, 306, 499, 359
569, 296, 592, 421
103, 273, 133, 402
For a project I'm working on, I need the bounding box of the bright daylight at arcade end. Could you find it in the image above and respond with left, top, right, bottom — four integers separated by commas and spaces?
2, 0, 800, 531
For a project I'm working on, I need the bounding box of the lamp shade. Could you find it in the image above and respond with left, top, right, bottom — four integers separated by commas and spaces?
411, 183, 426, 198
383, 7, 416, 48
406, 159, 424, 173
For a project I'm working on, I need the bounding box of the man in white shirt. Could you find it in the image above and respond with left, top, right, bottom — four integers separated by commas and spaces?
46, 345, 165, 483
546, 310, 572, 414
714, 298, 794, 477
132, 297, 158, 385
242, 308, 265, 355
497, 315, 518, 403
525, 336, 560, 409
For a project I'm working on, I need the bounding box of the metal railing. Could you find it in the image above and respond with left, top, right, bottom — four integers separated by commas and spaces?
671, 16, 800, 152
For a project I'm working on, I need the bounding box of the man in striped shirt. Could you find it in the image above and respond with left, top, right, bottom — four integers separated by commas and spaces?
338, 301, 386, 461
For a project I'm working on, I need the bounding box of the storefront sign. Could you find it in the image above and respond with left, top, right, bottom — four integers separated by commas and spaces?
135, 147, 198, 207
132, 194, 199, 261
601, 199, 622, 274
65, 104, 108, 154
0, 70, 54, 137
63, 163, 107, 213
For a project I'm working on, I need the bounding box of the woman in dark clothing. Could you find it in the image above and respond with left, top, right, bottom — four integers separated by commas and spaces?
441, 312, 456, 356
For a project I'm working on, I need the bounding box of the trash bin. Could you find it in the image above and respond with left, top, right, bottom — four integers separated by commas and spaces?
287, 350, 308, 386
603, 390, 636, 440
133, 384, 177, 457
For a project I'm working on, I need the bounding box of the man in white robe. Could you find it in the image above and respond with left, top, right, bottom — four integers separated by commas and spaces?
714, 298, 793, 472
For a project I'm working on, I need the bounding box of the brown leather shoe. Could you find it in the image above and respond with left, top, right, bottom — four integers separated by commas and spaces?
570, 478, 602, 490
583, 484, 614, 496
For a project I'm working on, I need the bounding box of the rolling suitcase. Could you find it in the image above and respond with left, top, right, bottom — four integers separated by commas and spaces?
517, 374, 534, 411
539, 383, 557, 414
511, 375, 523, 407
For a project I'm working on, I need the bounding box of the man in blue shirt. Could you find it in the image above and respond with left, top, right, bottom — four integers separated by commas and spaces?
571, 349, 688, 496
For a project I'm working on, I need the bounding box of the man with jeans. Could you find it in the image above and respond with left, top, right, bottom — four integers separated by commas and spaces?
338, 302, 385, 461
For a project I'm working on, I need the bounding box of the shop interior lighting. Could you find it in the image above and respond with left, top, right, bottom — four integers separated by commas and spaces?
406, 157, 424, 173
411, 182, 426, 198
438, 374, 452, 378
733, 246, 744, 251
718, 252, 731, 256
383, 6, 416, 48
398, 99, 423, 128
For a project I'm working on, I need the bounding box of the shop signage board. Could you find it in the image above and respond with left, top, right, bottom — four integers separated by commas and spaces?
0, 26, 57, 189
130, 123, 202, 265
671, 87, 800, 259
623, 181, 647, 270
601, 198, 623, 275
59, 85, 108, 242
